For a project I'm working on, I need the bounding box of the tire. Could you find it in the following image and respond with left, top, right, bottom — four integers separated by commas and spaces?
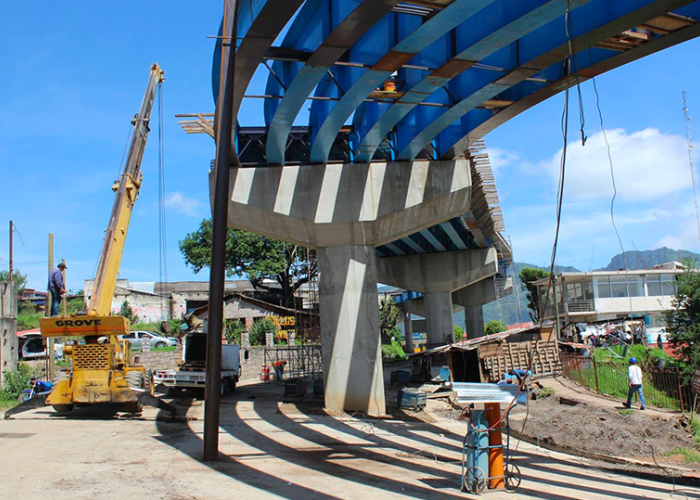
155, 341, 166, 348
505, 463, 522, 491
18, 392, 32, 404
52, 404, 74, 414
126, 371, 145, 389
463, 466, 486, 494
145, 369, 154, 395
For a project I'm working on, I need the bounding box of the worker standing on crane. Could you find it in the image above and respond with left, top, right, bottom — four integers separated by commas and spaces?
48, 262, 67, 317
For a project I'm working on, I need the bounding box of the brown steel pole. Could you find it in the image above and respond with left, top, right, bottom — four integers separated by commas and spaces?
46, 234, 54, 379
203, 0, 237, 462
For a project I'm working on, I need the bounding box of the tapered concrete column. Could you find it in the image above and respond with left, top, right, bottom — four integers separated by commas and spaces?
453, 278, 496, 339
317, 245, 385, 416
216, 159, 472, 415
424, 291, 454, 346
403, 302, 414, 354
465, 305, 485, 339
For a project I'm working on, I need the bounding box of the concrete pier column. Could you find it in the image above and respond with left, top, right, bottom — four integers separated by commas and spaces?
465, 305, 485, 339
403, 302, 414, 354
424, 291, 454, 346
317, 245, 386, 416
453, 278, 496, 339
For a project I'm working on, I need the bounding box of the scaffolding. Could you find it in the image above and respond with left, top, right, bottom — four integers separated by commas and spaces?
263, 345, 323, 382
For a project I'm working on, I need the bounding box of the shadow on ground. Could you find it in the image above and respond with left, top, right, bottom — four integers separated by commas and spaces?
151, 382, 691, 500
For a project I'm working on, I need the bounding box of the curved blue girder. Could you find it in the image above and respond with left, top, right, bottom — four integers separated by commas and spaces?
264, 0, 400, 165
308, 0, 498, 164
353, 0, 588, 163
212, 0, 700, 166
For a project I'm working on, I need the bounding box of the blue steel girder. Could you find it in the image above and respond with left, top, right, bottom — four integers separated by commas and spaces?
264, 0, 401, 166
439, 0, 700, 159
352, 0, 589, 163
212, 0, 304, 115
212, 0, 700, 166
308, 0, 499, 164
396, 0, 671, 161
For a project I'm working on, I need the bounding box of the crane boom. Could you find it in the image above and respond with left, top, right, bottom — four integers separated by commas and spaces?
89, 64, 165, 316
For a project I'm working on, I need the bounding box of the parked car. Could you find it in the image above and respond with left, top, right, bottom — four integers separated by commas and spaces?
119, 330, 178, 349
19, 334, 64, 360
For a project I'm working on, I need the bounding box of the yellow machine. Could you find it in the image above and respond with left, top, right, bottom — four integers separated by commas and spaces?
6, 64, 174, 417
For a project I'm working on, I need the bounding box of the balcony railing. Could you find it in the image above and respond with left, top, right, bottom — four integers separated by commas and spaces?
543, 300, 594, 318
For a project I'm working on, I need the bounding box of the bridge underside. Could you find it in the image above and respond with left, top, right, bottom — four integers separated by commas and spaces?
204, 0, 700, 415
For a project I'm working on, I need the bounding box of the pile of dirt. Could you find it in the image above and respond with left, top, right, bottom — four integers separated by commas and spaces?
515, 396, 698, 463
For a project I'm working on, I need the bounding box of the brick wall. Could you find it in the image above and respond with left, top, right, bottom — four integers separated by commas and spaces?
240, 346, 266, 381
138, 345, 182, 371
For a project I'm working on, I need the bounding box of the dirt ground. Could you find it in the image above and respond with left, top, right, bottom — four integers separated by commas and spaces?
515, 394, 699, 464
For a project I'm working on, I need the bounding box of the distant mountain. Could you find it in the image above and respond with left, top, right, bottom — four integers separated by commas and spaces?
597, 247, 700, 271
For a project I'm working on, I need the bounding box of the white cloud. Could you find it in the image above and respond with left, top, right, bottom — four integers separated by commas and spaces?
163, 192, 202, 216
485, 147, 520, 171
542, 128, 691, 201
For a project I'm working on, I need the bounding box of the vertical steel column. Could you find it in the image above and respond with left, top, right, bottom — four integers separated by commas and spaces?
8, 221, 13, 283
203, 0, 238, 462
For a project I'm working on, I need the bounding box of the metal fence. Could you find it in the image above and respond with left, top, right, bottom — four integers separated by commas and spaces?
263, 345, 323, 382
560, 353, 697, 412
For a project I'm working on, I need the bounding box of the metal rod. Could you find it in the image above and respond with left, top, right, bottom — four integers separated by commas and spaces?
47, 234, 54, 380
203, 0, 238, 462
8, 221, 12, 283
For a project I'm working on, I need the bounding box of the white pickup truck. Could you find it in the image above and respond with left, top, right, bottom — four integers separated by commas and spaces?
153, 333, 240, 394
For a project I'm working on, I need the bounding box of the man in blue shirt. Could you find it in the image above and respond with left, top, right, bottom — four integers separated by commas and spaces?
48, 262, 67, 317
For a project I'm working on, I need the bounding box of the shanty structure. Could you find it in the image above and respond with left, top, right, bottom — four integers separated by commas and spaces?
413, 324, 561, 383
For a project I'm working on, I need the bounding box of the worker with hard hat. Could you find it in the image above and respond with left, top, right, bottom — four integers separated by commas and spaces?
623, 357, 645, 410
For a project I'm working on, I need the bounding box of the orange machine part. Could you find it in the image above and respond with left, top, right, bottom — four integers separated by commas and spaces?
485, 402, 505, 489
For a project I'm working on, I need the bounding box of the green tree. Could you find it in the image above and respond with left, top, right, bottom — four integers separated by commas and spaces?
518, 267, 550, 322
379, 296, 401, 343
484, 320, 507, 335
179, 219, 316, 308
249, 317, 276, 346
454, 325, 464, 342
119, 300, 140, 324
664, 259, 700, 380
225, 319, 245, 345
0, 269, 27, 295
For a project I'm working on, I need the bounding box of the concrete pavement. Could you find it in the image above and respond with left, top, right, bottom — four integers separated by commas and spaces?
1, 381, 696, 500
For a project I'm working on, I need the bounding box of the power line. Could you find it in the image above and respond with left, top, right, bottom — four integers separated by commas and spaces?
682, 89, 700, 244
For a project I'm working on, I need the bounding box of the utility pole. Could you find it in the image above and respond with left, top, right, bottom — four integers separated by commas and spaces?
61, 258, 67, 317
682, 90, 700, 244
47, 234, 54, 379
8, 221, 13, 283
204, 0, 238, 462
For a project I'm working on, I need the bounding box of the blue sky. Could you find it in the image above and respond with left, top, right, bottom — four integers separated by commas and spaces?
1, 2, 699, 292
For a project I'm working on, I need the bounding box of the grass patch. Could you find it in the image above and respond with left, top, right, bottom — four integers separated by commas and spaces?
0, 390, 18, 412
538, 386, 555, 399
151, 346, 176, 352
618, 409, 636, 416
664, 447, 700, 463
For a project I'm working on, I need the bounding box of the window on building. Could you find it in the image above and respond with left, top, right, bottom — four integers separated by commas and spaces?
647, 274, 677, 297
598, 274, 643, 298
597, 276, 612, 298
661, 274, 677, 296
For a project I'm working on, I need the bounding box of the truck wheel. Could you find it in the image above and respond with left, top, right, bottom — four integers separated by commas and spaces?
52, 404, 74, 414
126, 371, 145, 389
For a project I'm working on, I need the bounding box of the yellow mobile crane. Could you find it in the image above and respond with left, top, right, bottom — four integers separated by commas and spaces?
5, 64, 175, 418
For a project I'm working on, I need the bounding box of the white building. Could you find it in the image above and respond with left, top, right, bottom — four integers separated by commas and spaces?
535, 262, 684, 342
